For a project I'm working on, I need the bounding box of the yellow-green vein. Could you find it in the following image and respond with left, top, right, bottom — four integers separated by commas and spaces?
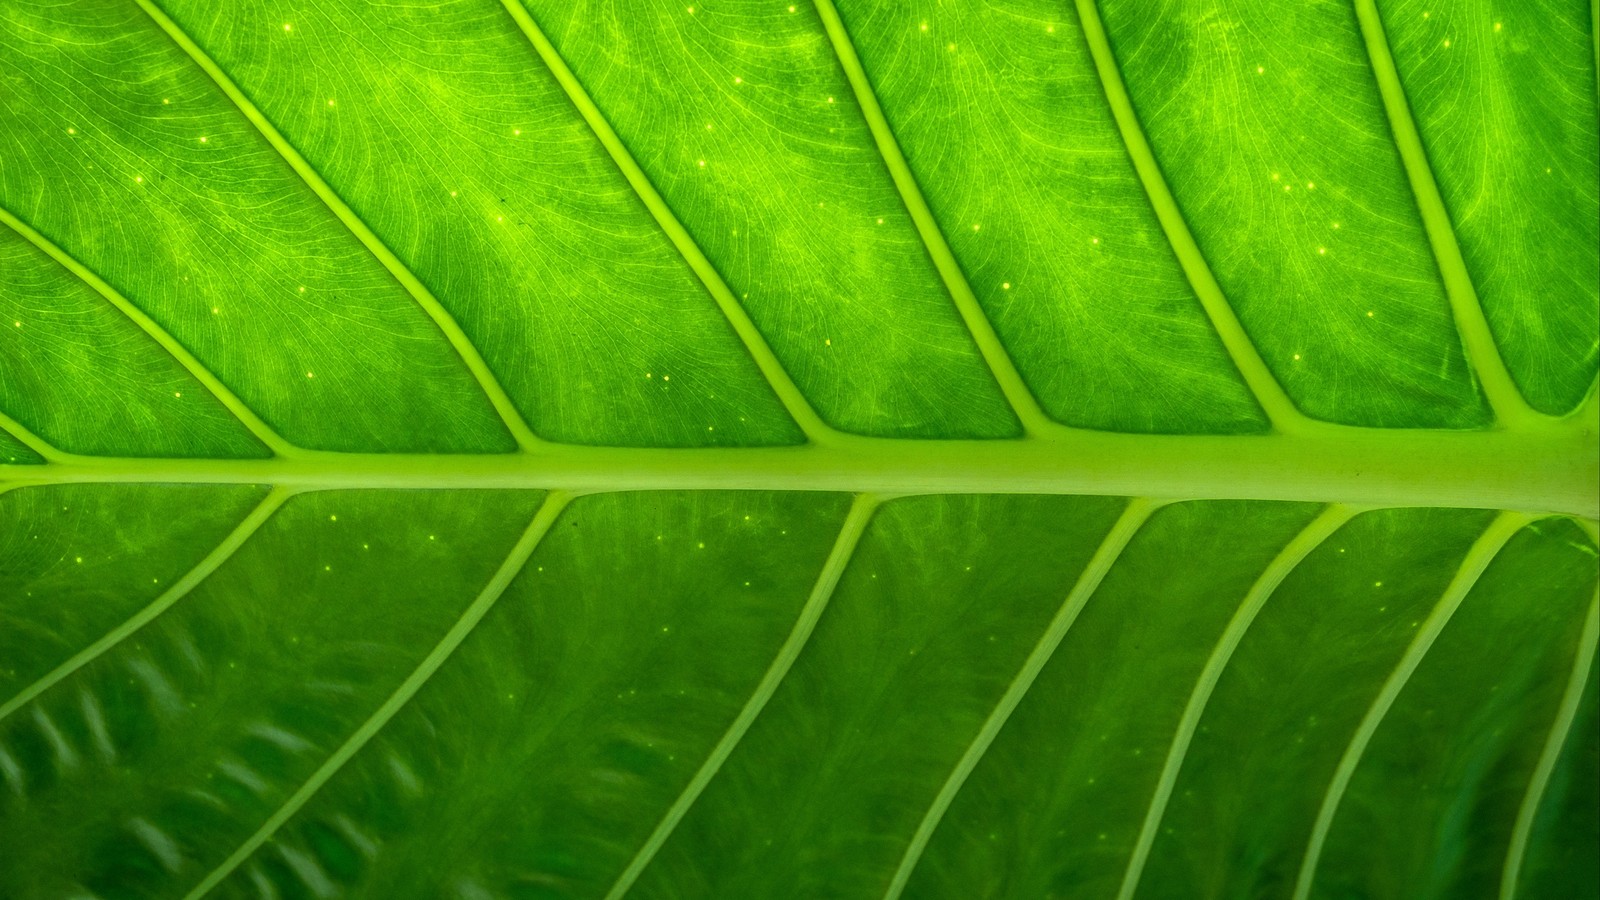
603, 492, 881, 900
1499, 588, 1599, 900
0, 204, 293, 457
0, 408, 61, 464
1351, 0, 1539, 427
132, 0, 541, 452
1291, 510, 1530, 900
1073, 0, 1308, 434
497, 0, 838, 445
883, 497, 1158, 900
182, 490, 572, 900
1116, 503, 1359, 900
0, 485, 293, 726
811, 0, 1053, 438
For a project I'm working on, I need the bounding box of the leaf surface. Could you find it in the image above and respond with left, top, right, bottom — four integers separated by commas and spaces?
1, 1, 1597, 898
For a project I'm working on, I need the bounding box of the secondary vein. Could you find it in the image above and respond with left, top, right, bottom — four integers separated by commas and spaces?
882, 497, 1157, 900
496, 0, 838, 445
1291, 510, 1530, 900
0, 485, 293, 726
603, 492, 881, 900
1115, 504, 1358, 900
131, 0, 542, 452
1351, 0, 1539, 427
0, 204, 294, 457
1499, 589, 1599, 900
0, 408, 63, 464
181, 491, 573, 900
1073, 0, 1308, 433
810, 0, 1053, 438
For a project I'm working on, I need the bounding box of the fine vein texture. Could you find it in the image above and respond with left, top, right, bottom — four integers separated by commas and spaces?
812, 0, 1049, 436
0, 205, 286, 457
1292, 510, 1530, 900
1351, 0, 1537, 426
1072, 0, 1301, 432
132, 0, 539, 452
1, 1, 1597, 896
499, 0, 832, 444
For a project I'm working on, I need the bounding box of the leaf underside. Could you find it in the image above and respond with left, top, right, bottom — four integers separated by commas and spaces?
1, 1, 1597, 899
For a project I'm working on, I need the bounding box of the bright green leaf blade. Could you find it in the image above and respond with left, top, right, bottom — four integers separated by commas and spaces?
153, 0, 806, 448
1, 1, 1597, 897
1379, 0, 1600, 414
0, 1, 516, 453
517, 0, 1022, 439
0, 227, 267, 458
834, 0, 1269, 435
1096, 0, 1491, 428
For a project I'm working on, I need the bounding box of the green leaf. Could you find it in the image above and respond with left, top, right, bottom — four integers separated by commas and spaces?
1, 0, 1596, 898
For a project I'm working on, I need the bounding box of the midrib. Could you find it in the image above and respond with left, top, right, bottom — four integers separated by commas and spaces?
4, 421, 1594, 518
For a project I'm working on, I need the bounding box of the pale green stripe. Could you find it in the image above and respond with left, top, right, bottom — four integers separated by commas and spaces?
183, 491, 571, 899
883, 497, 1158, 900
811, 0, 1052, 437
498, 0, 837, 445
1291, 511, 1530, 900
0, 486, 293, 725
1500, 590, 1599, 900
1117, 504, 1358, 900
1, 421, 1592, 516
1351, 0, 1539, 427
603, 493, 881, 900
133, 0, 541, 451
1073, 0, 1307, 433
0, 204, 293, 457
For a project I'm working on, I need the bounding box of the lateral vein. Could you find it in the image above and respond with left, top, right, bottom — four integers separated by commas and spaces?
0, 408, 63, 464
883, 497, 1158, 900
1499, 588, 1599, 900
181, 491, 573, 900
603, 492, 881, 900
0, 486, 293, 725
810, 0, 1053, 438
1351, 0, 1539, 427
496, 0, 838, 445
1072, 0, 1308, 433
1115, 504, 1358, 900
0, 204, 294, 457
1291, 510, 1530, 900
131, 0, 541, 452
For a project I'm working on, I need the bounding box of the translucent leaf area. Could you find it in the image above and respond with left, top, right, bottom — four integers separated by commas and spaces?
1, 1, 1596, 898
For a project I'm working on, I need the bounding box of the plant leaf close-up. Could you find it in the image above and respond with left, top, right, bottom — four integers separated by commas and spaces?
1, 0, 1598, 898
